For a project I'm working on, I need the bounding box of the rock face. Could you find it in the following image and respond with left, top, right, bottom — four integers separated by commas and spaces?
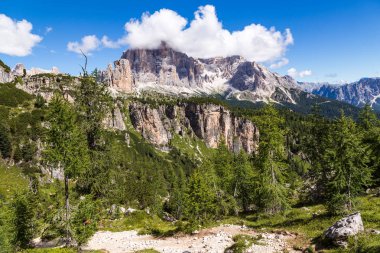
17, 74, 78, 101
104, 103, 126, 131
128, 101, 259, 153
12, 63, 26, 77
0, 65, 12, 83
101, 44, 298, 103
324, 212, 364, 247
103, 59, 133, 93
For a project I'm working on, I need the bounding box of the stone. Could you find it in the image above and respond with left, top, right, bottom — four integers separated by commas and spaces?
125, 207, 136, 215
324, 212, 364, 247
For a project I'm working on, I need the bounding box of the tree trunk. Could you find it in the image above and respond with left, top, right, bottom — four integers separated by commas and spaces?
65, 175, 70, 246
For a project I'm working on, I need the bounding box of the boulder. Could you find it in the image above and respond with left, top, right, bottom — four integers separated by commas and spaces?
324, 212, 364, 247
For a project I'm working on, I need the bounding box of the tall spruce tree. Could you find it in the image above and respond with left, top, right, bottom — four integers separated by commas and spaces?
358, 105, 380, 184
325, 112, 371, 214
253, 105, 288, 215
75, 68, 112, 150
232, 151, 256, 212
183, 168, 217, 225
45, 94, 90, 245
303, 105, 332, 202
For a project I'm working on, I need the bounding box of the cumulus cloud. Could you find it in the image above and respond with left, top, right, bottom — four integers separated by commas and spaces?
287, 68, 312, 78
101, 35, 120, 49
67, 35, 100, 55
0, 14, 42, 56
270, 58, 289, 69
99, 5, 293, 62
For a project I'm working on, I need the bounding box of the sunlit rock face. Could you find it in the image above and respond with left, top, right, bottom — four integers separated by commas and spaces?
129, 101, 259, 153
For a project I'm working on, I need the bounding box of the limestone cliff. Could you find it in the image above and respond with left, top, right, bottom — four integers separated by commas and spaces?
128, 101, 259, 153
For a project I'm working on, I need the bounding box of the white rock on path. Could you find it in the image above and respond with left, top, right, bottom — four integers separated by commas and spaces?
324, 212, 364, 247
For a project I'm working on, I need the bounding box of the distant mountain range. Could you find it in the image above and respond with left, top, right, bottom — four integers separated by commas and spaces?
298, 78, 380, 111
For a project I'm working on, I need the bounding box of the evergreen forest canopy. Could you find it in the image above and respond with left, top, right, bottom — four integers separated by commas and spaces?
0, 69, 379, 252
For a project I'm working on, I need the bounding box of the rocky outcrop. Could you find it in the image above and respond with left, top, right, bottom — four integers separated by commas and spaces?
12, 63, 26, 77
128, 101, 259, 153
323, 212, 364, 247
105, 104, 126, 131
17, 74, 78, 101
102, 59, 133, 93
0, 65, 12, 83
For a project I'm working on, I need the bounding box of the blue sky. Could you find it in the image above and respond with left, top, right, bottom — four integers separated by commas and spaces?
0, 0, 380, 83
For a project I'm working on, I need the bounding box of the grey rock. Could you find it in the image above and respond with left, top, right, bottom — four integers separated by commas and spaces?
324, 212, 364, 247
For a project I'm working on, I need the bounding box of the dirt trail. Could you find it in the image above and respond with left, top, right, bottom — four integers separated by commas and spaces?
83, 224, 300, 253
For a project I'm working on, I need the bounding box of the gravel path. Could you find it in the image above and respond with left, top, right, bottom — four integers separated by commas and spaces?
83, 224, 298, 253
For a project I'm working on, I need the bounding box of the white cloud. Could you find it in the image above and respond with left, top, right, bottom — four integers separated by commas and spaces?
287, 68, 312, 78
45, 26, 53, 34
270, 58, 289, 69
67, 35, 100, 55
0, 14, 42, 57
100, 5, 293, 62
101, 35, 120, 49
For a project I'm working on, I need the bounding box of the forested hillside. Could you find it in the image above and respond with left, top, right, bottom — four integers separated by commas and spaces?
0, 70, 379, 253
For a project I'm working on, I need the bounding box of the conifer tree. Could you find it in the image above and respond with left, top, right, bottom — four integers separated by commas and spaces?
10, 192, 35, 249
325, 112, 371, 214
45, 94, 90, 245
253, 105, 288, 215
183, 168, 217, 225
232, 151, 256, 212
303, 104, 332, 201
75, 66, 112, 150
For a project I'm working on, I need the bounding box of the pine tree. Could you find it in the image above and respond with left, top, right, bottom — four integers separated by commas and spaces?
303, 104, 332, 202
45, 94, 90, 245
11, 192, 35, 249
74, 69, 112, 150
325, 112, 372, 214
231, 151, 256, 212
253, 105, 288, 215
183, 168, 217, 225
358, 105, 380, 185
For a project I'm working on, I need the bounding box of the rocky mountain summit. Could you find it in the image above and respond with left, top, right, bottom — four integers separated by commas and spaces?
299, 78, 380, 111
101, 43, 298, 104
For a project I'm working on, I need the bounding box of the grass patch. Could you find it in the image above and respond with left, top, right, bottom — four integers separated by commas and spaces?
0, 163, 28, 199
134, 249, 160, 253
100, 211, 177, 236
